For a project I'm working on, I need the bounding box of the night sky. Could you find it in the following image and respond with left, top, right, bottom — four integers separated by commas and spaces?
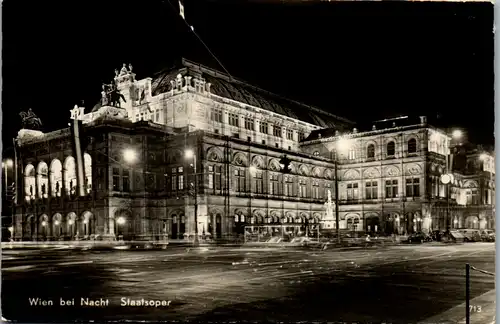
2, 0, 495, 150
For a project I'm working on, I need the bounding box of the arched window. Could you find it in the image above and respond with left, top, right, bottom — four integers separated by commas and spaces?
408, 138, 417, 154
24, 164, 36, 200
348, 148, 356, 160
37, 162, 49, 198
64, 157, 77, 195
50, 159, 62, 197
367, 144, 375, 159
387, 141, 395, 157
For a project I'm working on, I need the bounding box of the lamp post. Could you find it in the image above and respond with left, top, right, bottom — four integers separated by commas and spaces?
185, 149, 199, 247
334, 138, 350, 244
441, 129, 462, 232
116, 216, 126, 240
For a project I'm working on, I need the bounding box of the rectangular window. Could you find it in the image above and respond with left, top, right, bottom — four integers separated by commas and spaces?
312, 181, 320, 199
348, 149, 356, 160
385, 180, 398, 198
178, 167, 184, 190
156, 109, 160, 122
208, 165, 214, 189
122, 170, 130, 192
229, 113, 239, 127
259, 122, 268, 134
405, 178, 420, 197
172, 168, 177, 191
112, 168, 120, 191
215, 165, 222, 190
298, 132, 305, 141
299, 179, 307, 198
286, 129, 293, 140
269, 174, 279, 195
210, 108, 223, 122
365, 181, 378, 199
347, 183, 359, 200
234, 169, 246, 192
255, 172, 263, 194
244, 118, 254, 131
273, 125, 282, 137
285, 176, 294, 196
472, 189, 479, 205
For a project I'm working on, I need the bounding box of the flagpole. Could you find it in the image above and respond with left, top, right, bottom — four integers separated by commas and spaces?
71, 105, 86, 197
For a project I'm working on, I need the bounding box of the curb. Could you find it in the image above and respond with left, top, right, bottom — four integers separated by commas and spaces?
418, 289, 496, 324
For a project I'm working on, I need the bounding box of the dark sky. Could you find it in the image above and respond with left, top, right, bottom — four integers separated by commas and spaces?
2, 0, 495, 147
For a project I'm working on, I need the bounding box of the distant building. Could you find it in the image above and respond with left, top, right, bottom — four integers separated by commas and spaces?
11, 59, 494, 242
301, 117, 495, 234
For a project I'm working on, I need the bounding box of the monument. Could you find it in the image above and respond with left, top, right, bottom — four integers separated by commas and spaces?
321, 189, 336, 229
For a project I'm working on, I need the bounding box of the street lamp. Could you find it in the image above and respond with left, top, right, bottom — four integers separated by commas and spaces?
116, 216, 126, 239
123, 149, 138, 164
452, 130, 462, 140
332, 138, 351, 244
185, 149, 199, 247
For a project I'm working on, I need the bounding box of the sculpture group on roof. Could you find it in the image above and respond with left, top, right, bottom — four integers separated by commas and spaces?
115, 63, 133, 77
19, 108, 42, 130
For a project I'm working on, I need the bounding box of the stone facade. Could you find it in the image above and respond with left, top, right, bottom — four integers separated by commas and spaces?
11, 59, 494, 242
301, 118, 495, 234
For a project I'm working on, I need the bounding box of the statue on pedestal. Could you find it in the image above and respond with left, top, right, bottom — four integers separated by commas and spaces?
324, 189, 335, 221
19, 108, 42, 130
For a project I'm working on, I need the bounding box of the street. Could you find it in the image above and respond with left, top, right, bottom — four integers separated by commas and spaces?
1, 243, 495, 323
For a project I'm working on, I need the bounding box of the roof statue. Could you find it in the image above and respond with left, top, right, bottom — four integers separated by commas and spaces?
119, 63, 130, 76
101, 80, 126, 108
19, 108, 42, 130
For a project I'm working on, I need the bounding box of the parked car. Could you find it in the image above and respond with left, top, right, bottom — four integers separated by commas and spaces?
407, 232, 433, 243
459, 229, 482, 242
430, 230, 445, 242
480, 230, 495, 242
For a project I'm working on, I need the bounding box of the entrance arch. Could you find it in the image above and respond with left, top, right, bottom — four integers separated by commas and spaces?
38, 214, 49, 240
81, 211, 94, 237
52, 213, 63, 239
365, 213, 380, 233
465, 216, 480, 229
67, 212, 77, 238
114, 209, 131, 240
26, 215, 36, 241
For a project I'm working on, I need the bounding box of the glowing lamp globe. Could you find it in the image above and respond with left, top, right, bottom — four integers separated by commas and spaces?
123, 149, 138, 163
452, 130, 462, 139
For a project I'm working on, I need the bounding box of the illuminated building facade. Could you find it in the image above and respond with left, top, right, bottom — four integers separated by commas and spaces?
11, 59, 494, 241
301, 118, 495, 234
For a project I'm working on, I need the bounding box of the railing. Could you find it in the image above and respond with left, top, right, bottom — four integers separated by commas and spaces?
465, 263, 495, 324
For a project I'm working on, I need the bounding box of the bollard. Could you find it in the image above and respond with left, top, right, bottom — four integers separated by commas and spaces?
466, 263, 470, 324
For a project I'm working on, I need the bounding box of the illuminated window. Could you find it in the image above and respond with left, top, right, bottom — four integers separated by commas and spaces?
347, 183, 359, 200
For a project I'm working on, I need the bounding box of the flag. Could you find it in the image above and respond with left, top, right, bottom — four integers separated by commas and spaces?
179, 0, 185, 20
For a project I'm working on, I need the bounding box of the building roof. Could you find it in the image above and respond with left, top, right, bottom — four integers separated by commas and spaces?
150, 58, 354, 129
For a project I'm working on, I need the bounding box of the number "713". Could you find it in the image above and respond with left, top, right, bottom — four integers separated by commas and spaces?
470, 305, 482, 313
